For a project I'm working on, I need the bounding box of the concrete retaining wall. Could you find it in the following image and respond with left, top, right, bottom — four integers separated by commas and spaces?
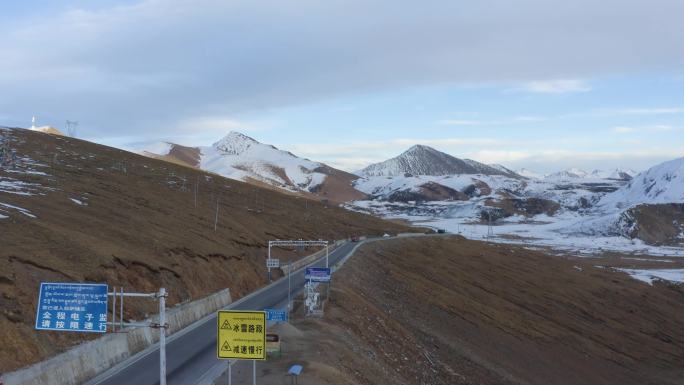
1, 288, 232, 385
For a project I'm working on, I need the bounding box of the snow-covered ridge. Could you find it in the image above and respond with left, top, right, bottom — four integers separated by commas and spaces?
517, 167, 637, 181
354, 174, 521, 198
600, 157, 684, 209
200, 132, 325, 192
141, 131, 330, 193
358, 144, 520, 178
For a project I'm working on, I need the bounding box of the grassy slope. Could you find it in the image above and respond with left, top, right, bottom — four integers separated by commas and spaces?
327, 236, 684, 385
0, 128, 410, 372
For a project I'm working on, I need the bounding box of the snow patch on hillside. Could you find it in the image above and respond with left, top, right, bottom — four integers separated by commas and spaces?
0, 202, 36, 218
617, 268, 684, 285
354, 174, 520, 197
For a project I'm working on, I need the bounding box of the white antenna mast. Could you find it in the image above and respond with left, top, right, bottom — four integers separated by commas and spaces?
31, 116, 36, 129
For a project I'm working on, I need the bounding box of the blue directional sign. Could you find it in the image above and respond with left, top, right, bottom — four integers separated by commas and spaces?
305, 267, 331, 282
35, 282, 109, 333
264, 308, 288, 322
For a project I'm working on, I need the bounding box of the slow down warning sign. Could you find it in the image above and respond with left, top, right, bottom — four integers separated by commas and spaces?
216, 310, 266, 360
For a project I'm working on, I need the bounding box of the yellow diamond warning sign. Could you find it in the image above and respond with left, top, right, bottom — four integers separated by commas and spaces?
217, 310, 266, 360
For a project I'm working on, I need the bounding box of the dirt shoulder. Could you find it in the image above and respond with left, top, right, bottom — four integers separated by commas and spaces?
218, 236, 684, 385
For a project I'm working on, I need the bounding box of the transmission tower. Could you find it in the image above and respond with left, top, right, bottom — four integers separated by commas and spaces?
66, 120, 79, 137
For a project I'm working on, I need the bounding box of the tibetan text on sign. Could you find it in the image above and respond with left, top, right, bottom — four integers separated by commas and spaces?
35, 282, 108, 333
217, 310, 266, 360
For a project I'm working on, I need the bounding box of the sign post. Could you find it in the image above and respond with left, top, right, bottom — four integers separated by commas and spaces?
266, 258, 279, 282
217, 310, 267, 384
35, 283, 168, 385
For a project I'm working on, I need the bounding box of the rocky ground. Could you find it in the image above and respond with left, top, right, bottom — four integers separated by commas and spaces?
218, 236, 684, 385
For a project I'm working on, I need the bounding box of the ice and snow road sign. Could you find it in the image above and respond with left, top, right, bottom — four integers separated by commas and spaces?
217, 310, 266, 360
305, 267, 331, 282
35, 282, 108, 333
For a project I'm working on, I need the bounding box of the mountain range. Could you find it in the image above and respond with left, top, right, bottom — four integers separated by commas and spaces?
141, 132, 528, 202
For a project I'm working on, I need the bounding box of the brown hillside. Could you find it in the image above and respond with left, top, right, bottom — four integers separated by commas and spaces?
311, 165, 367, 204
324, 236, 684, 385
0, 128, 410, 373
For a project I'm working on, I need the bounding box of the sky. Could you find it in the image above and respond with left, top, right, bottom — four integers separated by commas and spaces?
1, 0, 683, 173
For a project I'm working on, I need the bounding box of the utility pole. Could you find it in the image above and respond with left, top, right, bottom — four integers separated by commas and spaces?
288, 262, 292, 317
158, 288, 167, 385
487, 210, 494, 238
214, 198, 220, 232
194, 176, 199, 208
106, 287, 167, 385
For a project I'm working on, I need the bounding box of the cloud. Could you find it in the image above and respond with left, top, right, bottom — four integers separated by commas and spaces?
610, 107, 684, 115
0, 0, 683, 143
283, 135, 684, 174
561, 107, 684, 119
175, 117, 275, 134
437, 120, 495, 126
611, 124, 676, 134
612, 126, 636, 134
521, 79, 592, 94
513, 116, 546, 122
438, 116, 546, 126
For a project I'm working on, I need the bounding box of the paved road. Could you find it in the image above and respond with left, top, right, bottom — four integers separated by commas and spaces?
87, 241, 361, 385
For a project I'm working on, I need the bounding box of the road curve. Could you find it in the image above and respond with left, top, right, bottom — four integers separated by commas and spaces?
86, 240, 363, 385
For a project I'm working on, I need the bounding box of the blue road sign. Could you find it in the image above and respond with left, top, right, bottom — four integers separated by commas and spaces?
264, 308, 288, 322
35, 282, 108, 333
305, 267, 331, 282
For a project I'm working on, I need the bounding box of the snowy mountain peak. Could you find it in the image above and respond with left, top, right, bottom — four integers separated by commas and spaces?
359, 145, 520, 178
212, 131, 262, 155
544, 168, 589, 181
600, 157, 684, 208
